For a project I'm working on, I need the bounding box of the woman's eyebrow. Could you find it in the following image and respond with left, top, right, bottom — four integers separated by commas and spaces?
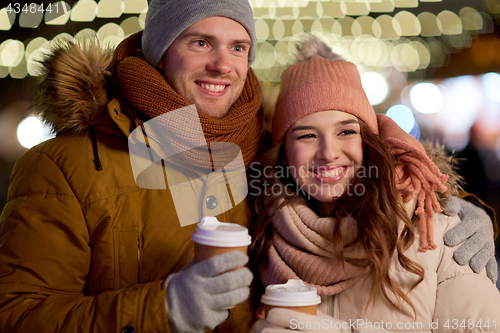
339, 119, 359, 125
290, 125, 314, 132
291, 119, 359, 132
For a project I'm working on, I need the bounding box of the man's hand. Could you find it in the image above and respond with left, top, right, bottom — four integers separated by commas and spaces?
165, 251, 253, 332
444, 196, 498, 283
251, 308, 350, 333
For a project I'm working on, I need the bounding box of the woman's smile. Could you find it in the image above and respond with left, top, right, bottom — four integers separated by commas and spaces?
285, 110, 364, 202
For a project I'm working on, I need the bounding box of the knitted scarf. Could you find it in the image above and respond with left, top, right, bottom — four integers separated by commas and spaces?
377, 114, 448, 251
262, 198, 369, 298
109, 32, 263, 169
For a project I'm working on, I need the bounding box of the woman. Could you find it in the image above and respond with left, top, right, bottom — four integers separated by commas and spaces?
249, 36, 500, 332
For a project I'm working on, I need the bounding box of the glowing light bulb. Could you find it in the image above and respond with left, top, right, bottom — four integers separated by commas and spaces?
386, 104, 419, 139
17, 116, 54, 148
361, 71, 390, 105
409, 82, 443, 114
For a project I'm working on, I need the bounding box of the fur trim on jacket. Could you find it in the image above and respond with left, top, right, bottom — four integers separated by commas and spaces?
31, 36, 114, 135
421, 141, 463, 213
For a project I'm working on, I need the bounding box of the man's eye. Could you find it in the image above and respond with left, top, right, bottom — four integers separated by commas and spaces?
195, 40, 207, 47
234, 45, 243, 52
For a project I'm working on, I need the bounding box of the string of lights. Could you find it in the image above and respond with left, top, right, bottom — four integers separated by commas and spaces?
1, 0, 499, 81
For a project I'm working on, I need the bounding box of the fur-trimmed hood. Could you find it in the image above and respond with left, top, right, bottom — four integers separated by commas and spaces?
421, 140, 463, 212
31, 35, 114, 135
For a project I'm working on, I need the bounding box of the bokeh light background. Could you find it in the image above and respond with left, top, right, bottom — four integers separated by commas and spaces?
1, 0, 500, 288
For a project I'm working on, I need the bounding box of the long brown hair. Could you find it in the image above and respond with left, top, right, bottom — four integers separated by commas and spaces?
248, 119, 424, 317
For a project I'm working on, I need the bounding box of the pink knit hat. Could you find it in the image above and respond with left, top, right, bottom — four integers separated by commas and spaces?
272, 36, 448, 251
272, 37, 377, 145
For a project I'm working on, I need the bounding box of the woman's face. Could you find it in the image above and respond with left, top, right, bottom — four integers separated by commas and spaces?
284, 110, 364, 203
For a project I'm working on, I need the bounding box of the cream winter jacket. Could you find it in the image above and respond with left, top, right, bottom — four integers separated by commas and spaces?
315, 143, 500, 333
319, 206, 500, 333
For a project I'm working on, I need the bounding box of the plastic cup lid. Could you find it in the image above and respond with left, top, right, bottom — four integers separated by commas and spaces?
261, 279, 321, 307
191, 216, 251, 247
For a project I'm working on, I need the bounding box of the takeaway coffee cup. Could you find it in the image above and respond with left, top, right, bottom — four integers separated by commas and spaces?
191, 216, 252, 265
261, 279, 321, 316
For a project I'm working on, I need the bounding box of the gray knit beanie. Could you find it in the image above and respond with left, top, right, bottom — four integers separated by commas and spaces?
142, 0, 257, 69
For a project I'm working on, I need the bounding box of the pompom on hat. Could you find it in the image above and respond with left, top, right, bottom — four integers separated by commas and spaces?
142, 0, 257, 69
272, 36, 448, 251
272, 36, 378, 146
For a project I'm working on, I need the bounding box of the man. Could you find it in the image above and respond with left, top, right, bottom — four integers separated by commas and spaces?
0, 0, 496, 333
0, 0, 261, 332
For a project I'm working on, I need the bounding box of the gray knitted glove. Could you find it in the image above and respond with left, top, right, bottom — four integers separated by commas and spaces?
165, 251, 253, 333
444, 196, 497, 283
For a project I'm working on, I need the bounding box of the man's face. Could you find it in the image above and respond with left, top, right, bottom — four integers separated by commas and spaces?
159, 16, 251, 118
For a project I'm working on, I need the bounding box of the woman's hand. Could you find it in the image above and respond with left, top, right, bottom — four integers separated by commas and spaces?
251, 308, 351, 333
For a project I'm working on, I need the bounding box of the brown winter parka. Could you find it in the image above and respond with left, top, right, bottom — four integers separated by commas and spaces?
0, 36, 256, 332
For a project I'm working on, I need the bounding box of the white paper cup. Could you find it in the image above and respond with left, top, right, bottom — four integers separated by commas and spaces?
191, 216, 251, 265
261, 279, 321, 316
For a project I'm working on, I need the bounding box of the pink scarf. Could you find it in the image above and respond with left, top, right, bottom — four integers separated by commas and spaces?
261, 198, 369, 297
377, 114, 448, 251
